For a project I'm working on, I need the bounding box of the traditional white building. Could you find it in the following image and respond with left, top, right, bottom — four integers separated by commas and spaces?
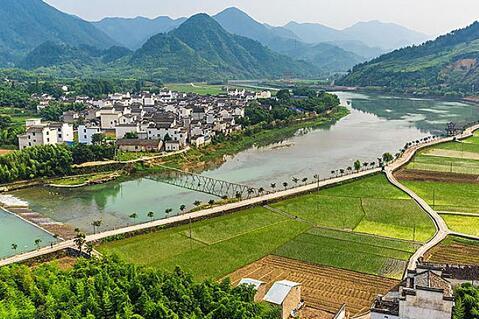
371, 269, 454, 319
78, 124, 101, 145
18, 119, 73, 150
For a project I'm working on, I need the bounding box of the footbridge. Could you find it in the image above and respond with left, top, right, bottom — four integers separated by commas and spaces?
146, 165, 262, 199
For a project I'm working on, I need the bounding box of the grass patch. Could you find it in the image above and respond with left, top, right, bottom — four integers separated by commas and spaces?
403, 180, 479, 213
98, 207, 308, 280
433, 141, 479, 154
165, 83, 225, 95
441, 214, 479, 237
407, 154, 479, 175
274, 228, 416, 279
272, 175, 435, 242
425, 235, 479, 265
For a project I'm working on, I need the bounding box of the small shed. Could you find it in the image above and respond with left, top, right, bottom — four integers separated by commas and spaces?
264, 280, 302, 319
238, 278, 267, 302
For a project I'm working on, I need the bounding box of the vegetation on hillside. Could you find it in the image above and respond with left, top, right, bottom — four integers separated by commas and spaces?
340, 21, 479, 96
454, 283, 479, 319
0, 256, 279, 319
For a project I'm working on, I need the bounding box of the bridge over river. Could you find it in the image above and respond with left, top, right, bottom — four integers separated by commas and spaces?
147, 165, 263, 199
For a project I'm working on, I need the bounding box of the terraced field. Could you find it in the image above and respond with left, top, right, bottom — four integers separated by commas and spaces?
98, 207, 310, 280
274, 228, 419, 279
425, 236, 479, 265
272, 174, 435, 242
227, 255, 399, 316
98, 174, 428, 285
398, 132, 479, 214
441, 214, 479, 236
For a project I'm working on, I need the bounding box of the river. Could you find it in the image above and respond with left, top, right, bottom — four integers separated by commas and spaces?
2, 92, 478, 257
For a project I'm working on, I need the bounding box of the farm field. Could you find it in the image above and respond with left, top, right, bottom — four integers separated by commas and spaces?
441, 214, 479, 236
98, 207, 310, 280
274, 228, 419, 279
402, 180, 479, 213
98, 174, 427, 283
272, 174, 435, 242
165, 83, 225, 95
425, 236, 479, 265
227, 255, 399, 316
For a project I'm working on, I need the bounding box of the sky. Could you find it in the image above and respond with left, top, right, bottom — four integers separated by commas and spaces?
44, 0, 479, 37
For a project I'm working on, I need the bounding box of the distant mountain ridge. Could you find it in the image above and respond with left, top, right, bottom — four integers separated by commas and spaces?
339, 21, 479, 95
0, 0, 117, 66
130, 13, 317, 81
21, 14, 317, 82
93, 16, 187, 49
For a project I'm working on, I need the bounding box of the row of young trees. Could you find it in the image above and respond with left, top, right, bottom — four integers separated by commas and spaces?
0, 143, 116, 183
0, 257, 279, 319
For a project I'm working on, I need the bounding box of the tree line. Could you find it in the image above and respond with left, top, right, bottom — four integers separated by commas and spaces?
0, 143, 116, 183
0, 256, 279, 319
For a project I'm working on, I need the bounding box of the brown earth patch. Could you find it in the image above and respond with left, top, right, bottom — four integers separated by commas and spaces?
226, 255, 398, 317
425, 241, 479, 265
395, 169, 479, 184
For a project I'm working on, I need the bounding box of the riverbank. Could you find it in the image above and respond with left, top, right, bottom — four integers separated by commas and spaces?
143, 106, 350, 173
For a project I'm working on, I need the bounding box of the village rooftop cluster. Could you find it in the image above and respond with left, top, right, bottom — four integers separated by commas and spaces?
18, 88, 272, 152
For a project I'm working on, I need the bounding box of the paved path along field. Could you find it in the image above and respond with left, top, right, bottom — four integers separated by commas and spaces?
2, 123, 479, 268
0, 168, 380, 267
386, 123, 479, 275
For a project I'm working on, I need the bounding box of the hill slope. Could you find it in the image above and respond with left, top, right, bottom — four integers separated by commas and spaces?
0, 0, 117, 66
93, 16, 187, 49
339, 22, 479, 95
131, 14, 317, 81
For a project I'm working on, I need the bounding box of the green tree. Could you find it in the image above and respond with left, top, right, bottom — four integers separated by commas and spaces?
354, 160, 361, 172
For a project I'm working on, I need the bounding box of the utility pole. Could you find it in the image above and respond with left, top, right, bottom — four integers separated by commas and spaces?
189, 216, 192, 249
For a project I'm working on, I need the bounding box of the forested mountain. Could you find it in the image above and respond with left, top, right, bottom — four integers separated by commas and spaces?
20, 14, 316, 81
339, 22, 479, 95
0, 0, 117, 66
93, 16, 187, 49
131, 14, 317, 81
274, 42, 364, 73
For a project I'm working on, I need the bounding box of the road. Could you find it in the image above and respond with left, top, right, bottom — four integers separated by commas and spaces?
1, 123, 478, 268
0, 167, 380, 266
386, 123, 479, 275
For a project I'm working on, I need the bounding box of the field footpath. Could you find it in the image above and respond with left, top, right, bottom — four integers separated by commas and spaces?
386, 122, 479, 276
2, 123, 479, 268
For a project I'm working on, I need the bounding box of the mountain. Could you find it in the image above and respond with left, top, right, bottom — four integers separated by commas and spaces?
284, 21, 347, 44
93, 16, 187, 49
269, 40, 364, 73
342, 21, 429, 50
213, 7, 299, 45
339, 22, 479, 95
131, 14, 317, 81
0, 0, 117, 66
284, 20, 429, 53
20, 42, 131, 70
212, 8, 364, 72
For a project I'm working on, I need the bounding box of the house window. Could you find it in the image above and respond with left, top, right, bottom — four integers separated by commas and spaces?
84, 129, 87, 133
84, 135, 87, 139
32, 132, 36, 136
28, 142, 31, 146
46, 138, 50, 142
46, 131, 49, 135
58, 134, 62, 138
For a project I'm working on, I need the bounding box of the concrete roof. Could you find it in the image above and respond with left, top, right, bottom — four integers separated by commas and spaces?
239, 278, 264, 290
263, 280, 300, 305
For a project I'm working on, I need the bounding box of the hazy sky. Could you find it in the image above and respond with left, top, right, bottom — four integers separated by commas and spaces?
45, 0, 479, 36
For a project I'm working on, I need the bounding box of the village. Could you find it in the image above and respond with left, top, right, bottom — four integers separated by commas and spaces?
17, 87, 272, 151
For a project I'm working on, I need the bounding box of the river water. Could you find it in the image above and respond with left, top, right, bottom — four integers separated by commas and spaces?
2, 92, 478, 255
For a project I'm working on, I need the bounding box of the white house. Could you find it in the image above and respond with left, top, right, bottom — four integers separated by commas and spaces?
115, 123, 141, 139
100, 112, 122, 129
18, 119, 73, 150
371, 269, 454, 319
264, 280, 302, 319
78, 124, 101, 145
